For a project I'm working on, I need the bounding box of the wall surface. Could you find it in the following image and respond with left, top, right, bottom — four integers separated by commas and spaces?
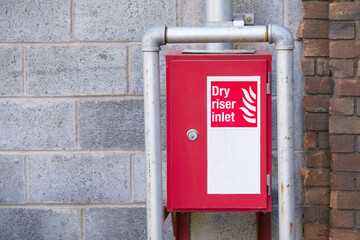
299, 1, 360, 239
0, 0, 304, 239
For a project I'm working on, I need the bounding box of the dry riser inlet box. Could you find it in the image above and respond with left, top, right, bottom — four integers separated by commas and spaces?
166, 50, 272, 212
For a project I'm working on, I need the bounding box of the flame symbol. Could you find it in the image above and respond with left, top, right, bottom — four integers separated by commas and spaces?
239, 87, 256, 124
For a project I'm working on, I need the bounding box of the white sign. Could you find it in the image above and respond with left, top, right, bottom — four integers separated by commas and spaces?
207, 76, 261, 194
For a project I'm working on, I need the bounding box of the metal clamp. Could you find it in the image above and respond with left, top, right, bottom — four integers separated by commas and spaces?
233, 13, 255, 26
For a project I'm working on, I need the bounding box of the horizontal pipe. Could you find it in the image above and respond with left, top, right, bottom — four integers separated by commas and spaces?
143, 24, 294, 51
166, 26, 268, 44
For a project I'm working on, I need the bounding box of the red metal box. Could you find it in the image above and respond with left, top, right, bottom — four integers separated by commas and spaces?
166, 50, 272, 212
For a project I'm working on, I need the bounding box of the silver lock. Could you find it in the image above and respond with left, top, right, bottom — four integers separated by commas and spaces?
187, 129, 199, 141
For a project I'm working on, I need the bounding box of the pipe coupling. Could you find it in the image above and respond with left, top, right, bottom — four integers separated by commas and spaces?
142, 25, 167, 52
268, 24, 295, 50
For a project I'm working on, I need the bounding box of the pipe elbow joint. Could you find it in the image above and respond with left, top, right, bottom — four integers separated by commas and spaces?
268, 24, 294, 50
142, 25, 167, 52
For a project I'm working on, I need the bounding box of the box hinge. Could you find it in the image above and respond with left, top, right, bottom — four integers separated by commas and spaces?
267, 174, 271, 196
267, 72, 271, 95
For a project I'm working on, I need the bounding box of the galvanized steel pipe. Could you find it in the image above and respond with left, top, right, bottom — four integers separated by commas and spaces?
205, 0, 233, 23
142, 24, 294, 240
205, 0, 234, 50
143, 50, 164, 240
166, 26, 268, 44
277, 50, 295, 240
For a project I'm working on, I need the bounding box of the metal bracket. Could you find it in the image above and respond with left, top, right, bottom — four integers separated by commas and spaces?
267, 174, 271, 196
233, 13, 255, 26
163, 205, 170, 221
171, 212, 190, 240
207, 13, 254, 27
267, 72, 271, 95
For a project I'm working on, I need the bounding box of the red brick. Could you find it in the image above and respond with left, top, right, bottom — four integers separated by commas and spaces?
357, 173, 360, 190
318, 132, 329, 149
331, 172, 355, 190
330, 41, 360, 59
329, 116, 360, 134
318, 206, 330, 224
357, 98, 360, 116
330, 135, 355, 152
303, 206, 317, 223
299, 20, 329, 39
329, 59, 354, 78
306, 188, 330, 205
303, 2, 329, 19
300, 58, 315, 76
332, 154, 360, 172
305, 223, 329, 240
297, 21, 304, 39
305, 40, 329, 57
306, 150, 330, 168
330, 229, 360, 240
331, 191, 360, 209
329, 22, 355, 40
305, 131, 317, 149
329, 98, 354, 116
306, 113, 329, 131
329, 2, 360, 20
358, 60, 360, 77
302, 169, 330, 187
303, 95, 330, 113
358, 136, 360, 152
305, 77, 332, 94
356, 212, 360, 228
330, 210, 354, 228
317, 59, 330, 76
334, 79, 360, 96
304, 223, 329, 240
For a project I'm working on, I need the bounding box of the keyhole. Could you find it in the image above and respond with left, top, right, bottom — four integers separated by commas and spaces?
187, 129, 199, 141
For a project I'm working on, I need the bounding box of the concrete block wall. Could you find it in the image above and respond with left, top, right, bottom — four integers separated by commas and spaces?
0, 0, 304, 239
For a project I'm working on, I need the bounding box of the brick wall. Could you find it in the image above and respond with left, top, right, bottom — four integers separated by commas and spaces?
329, 1, 360, 239
299, 1, 331, 239
299, 1, 360, 239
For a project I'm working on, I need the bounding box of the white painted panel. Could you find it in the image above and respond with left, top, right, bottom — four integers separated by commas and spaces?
207, 76, 261, 194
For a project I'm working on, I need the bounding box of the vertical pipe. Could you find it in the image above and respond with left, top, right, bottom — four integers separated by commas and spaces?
205, 0, 233, 22
277, 49, 295, 240
282, 0, 290, 29
144, 51, 163, 240
205, 0, 234, 50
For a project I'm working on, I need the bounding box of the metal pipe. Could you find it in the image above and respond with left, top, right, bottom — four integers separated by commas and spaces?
142, 25, 166, 240
268, 24, 295, 50
143, 51, 164, 240
277, 50, 295, 240
205, 0, 233, 50
269, 24, 296, 239
166, 26, 268, 44
142, 23, 294, 240
205, 0, 233, 22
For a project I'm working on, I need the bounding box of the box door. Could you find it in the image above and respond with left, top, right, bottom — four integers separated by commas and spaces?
167, 58, 269, 211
